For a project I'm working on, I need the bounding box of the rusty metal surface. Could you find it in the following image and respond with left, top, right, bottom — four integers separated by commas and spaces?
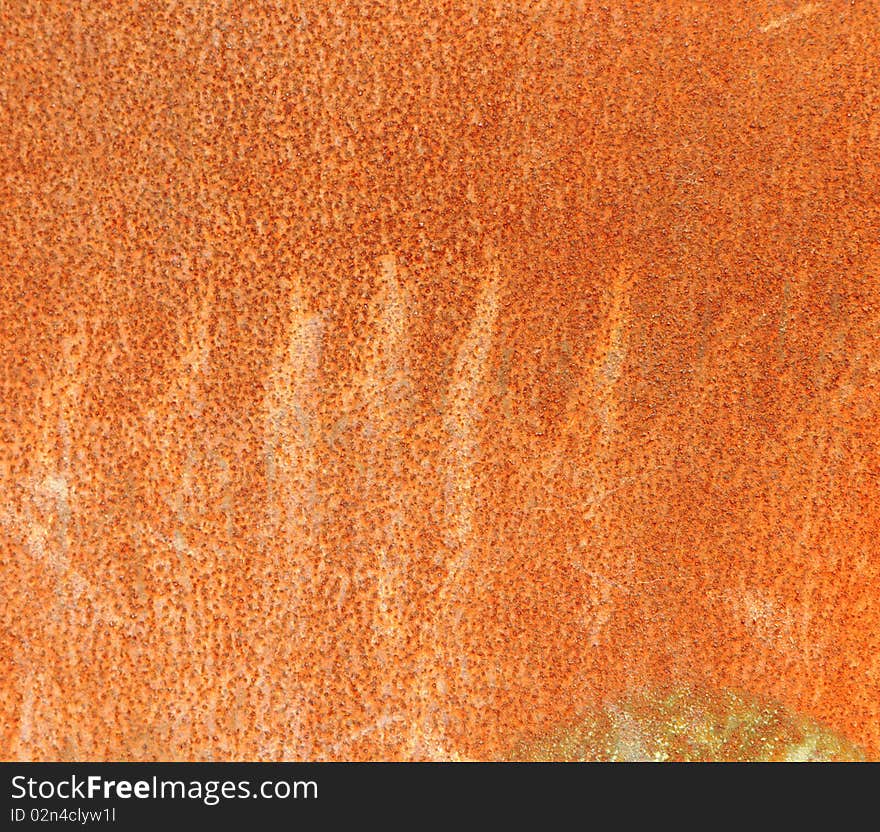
1, 1, 879, 760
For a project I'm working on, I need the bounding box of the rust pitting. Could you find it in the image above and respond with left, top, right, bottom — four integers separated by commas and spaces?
1, 1, 879, 760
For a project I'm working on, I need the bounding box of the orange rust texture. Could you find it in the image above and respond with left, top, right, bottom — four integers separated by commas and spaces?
1, 1, 879, 761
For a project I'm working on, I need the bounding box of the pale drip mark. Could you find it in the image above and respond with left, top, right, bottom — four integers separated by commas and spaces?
406, 254, 503, 758
759, 3, 820, 34
439, 256, 502, 605
11, 314, 125, 756
261, 276, 324, 759
557, 264, 634, 653
360, 254, 411, 646
264, 283, 323, 544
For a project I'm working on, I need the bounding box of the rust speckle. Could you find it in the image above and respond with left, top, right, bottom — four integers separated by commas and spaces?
1, 1, 879, 760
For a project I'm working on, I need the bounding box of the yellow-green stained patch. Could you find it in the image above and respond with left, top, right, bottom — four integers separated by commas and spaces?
510, 689, 865, 762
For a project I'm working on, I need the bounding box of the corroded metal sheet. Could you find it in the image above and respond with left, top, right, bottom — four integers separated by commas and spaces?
1, 1, 878, 760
